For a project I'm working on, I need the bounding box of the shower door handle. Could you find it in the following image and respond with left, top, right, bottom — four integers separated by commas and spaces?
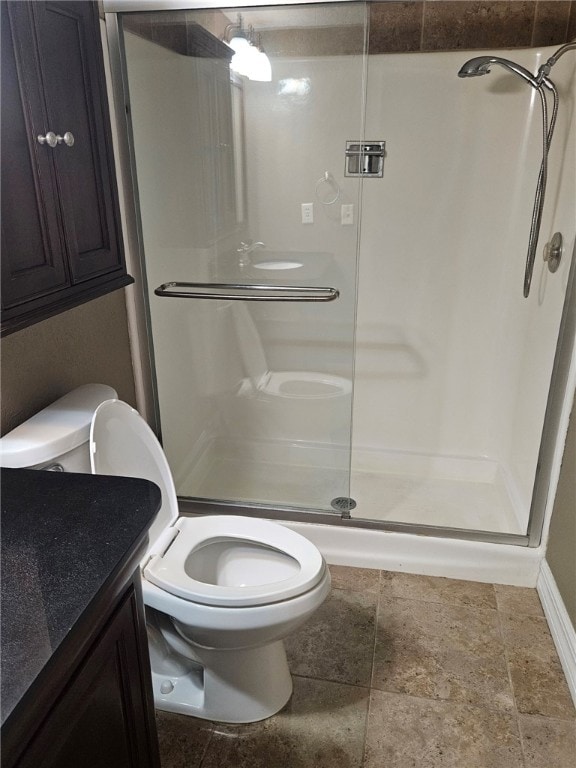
154, 282, 339, 302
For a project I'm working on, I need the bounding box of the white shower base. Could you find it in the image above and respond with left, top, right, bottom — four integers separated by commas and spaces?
177, 438, 525, 536
282, 520, 541, 587
178, 437, 348, 509
350, 448, 524, 534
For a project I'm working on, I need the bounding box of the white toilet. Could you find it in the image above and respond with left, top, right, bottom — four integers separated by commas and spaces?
0, 384, 331, 723
224, 302, 352, 443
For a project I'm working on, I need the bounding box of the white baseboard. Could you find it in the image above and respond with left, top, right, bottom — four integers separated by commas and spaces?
537, 559, 576, 708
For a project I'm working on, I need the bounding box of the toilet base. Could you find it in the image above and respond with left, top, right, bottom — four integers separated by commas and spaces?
151, 638, 294, 723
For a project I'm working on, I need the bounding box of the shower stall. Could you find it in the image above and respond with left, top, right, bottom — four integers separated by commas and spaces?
104, 1, 576, 574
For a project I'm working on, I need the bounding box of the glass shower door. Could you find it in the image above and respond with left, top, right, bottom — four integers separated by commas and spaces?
119, 3, 367, 511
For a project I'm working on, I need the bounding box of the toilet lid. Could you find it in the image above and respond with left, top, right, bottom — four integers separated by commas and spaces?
144, 515, 326, 607
90, 400, 178, 559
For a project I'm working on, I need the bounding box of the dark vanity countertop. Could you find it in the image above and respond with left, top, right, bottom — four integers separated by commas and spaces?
0, 467, 161, 727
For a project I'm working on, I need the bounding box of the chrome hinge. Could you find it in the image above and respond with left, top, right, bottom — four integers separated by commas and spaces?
143, 526, 180, 569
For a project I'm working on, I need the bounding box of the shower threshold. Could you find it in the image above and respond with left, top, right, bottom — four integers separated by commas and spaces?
177, 439, 526, 538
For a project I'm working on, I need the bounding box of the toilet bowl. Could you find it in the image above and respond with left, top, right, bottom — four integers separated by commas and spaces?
0, 384, 331, 723
223, 303, 352, 443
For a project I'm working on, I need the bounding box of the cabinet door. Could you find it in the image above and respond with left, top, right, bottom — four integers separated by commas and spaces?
30, 1, 125, 283
16, 588, 160, 768
1, 1, 70, 309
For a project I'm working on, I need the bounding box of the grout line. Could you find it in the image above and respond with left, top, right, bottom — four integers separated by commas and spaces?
197, 725, 217, 768
362, 685, 373, 768
291, 671, 371, 691
494, 587, 527, 766
364, 685, 522, 718
419, 0, 426, 53
378, 591, 499, 613
370, 570, 382, 689
360, 569, 383, 767
562, 5, 571, 44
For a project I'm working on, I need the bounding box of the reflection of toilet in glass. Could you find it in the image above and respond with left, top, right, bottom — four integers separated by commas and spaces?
225, 303, 352, 443
0, 385, 331, 723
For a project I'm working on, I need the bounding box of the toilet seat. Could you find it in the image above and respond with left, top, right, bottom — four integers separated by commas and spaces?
230, 302, 351, 401
90, 399, 178, 559
144, 515, 325, 607
90, 400, 325, 609
261, 371, 351, 399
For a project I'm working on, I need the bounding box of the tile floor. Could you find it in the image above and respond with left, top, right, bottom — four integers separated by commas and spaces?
156, 566, 575, 767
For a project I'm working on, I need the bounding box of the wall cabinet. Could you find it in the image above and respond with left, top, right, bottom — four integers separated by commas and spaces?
1, 1, 132, 337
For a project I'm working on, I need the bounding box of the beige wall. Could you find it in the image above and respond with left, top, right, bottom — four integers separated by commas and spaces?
546, 397, 576, 627
0, 290, 136, 436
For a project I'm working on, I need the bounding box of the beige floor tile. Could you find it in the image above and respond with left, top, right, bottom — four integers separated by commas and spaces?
154, 568, 574, 768
507, 650, 575, 719
519, 713, 576, 767
500, 611, 574, 716
380, 571, 497, 610
328, 564, 381, 593
372, 597, 514, 711
285, 588, 377, 686
500, 612, 557, 660
155, 710, 213, 768
201, 676, 369, 768
363, 689, 524, 768
494, 584, 544, 617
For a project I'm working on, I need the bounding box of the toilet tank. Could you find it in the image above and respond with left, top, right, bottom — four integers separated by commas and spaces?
0, 384, 118, 472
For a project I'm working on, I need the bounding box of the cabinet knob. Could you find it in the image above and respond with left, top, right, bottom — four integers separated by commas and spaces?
37, 131, 59, 147
37, 131, 75, 148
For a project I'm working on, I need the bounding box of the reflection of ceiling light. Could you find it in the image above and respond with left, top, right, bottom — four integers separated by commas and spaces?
278, 78, 311, 97
250, 48, 272, 82
223, 15, 272, 82
229, 35, 253, 78
229, 34, 250, 53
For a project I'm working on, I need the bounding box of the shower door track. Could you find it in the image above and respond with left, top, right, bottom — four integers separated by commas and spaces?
178, 497, 531, 546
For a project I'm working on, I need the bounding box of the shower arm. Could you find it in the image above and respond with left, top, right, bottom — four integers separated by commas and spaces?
536, 40, 576, 85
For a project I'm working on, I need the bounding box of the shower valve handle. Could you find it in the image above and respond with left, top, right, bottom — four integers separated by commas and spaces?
543, 232, 563, 273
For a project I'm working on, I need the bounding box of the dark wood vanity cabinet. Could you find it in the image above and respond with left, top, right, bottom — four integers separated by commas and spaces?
13, 579, 160, 768
1, 469, 162, 768
1, 0, 132, 337
4, 575, 161, 768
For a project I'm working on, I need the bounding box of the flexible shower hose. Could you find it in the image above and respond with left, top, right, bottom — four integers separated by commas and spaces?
523, 80, 558, 298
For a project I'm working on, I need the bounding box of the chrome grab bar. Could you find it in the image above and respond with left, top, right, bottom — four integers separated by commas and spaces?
154, 282, 339, 302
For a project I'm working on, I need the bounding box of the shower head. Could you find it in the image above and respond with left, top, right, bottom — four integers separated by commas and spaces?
458, 56, 539, 88
457, 56, 493, 77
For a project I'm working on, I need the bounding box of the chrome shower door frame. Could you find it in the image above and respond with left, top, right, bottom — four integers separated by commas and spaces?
105, 0, 366, 513
104, 1, 576, 548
